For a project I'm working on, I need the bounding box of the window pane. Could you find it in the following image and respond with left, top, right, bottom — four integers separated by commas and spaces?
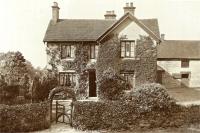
125, 42, 131, 57
121, 42, 125, 57
130, 42, 135, 57
59, 74, 65, 86
71, 45, 75, 58
66, 45, 71, 57
65, 74, 71, 86
95, 45, 98, 58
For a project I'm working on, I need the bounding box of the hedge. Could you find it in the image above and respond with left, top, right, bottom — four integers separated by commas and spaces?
73, 101, 200, 131
0, 101, 50, 132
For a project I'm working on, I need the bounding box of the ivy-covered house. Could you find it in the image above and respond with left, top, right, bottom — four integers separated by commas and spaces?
43, 2, 161, 99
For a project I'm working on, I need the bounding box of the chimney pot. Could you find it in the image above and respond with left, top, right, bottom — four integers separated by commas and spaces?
104, 10, 116, 20
161, 34, 165, 40
53, 2, 58, 7
123, 2, 136, 15
130, 2, 133, 7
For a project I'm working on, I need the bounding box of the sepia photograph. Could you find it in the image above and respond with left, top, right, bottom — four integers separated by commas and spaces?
0, 0, 200, 132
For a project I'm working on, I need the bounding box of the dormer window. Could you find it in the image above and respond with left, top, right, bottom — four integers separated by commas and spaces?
89, 44, 98, 59
61, 44, 75, 59
121, 40, 135, 58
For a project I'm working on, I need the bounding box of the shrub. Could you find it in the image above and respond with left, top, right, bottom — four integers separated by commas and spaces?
73, 101, 136, 130
132, 83, 176, 111
0, 101, 50, 132
97, 68, 126, 100
73, 101, 200, 131
33, 70, 58, 102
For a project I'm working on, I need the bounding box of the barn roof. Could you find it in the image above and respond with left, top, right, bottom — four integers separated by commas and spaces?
158, 40, 200, 59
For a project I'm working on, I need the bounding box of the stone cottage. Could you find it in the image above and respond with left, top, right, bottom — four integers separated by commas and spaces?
157, 36, 200, 88
43, 2, 161, 99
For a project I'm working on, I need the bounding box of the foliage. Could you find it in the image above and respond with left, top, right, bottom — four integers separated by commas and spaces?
0, 52, 35, 104
0, 101, 50, 132
46, 43, 90, 99
97, 68, 126, 100
73, 101, 200, 131
132, 83, 176, 111
32, 69, 58, 102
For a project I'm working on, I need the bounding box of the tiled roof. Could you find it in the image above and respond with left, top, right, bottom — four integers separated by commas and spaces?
43, 18, 160, 42
139, 19, 160, 38
158, 40, 200, 59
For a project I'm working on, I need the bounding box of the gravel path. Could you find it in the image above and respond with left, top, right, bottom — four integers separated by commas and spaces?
31, 123, 200, 133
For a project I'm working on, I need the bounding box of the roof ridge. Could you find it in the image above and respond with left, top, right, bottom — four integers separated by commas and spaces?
59, 19, 117, 21
164, 40, 200, 42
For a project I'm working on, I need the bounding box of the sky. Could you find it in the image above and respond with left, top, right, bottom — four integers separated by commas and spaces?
0, 0, 200, 68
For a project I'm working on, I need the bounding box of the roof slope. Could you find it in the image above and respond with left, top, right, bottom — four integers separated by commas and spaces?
158, 40, 200, 59
139, 19, 160, 38
43, 18, 160, 42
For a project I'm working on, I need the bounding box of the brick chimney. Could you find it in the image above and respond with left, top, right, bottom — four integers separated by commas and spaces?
104, 10, 116, 20
123, 2, 136, 15
52, 2, 60, 24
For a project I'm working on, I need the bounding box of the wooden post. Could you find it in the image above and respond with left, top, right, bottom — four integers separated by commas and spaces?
56, 101, 58, 123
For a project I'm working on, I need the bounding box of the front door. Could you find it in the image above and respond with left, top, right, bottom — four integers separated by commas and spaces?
89, 70, 97, 97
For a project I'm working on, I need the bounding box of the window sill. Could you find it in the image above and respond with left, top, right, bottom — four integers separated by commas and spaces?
89, 59, 97, 62
121, 57, 140, 60
61, 58, 75, 61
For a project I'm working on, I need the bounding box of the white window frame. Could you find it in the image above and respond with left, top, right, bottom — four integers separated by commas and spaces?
60, 44, 75, 59
120, 40, 136, 58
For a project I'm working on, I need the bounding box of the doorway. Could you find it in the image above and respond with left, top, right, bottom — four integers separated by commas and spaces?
157, 70, 163, 84
89, 69, 97, 97
181, 73, 190, 87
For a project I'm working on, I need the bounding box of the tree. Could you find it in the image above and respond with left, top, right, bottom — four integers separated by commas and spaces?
32, 69, 58, 102
0, 51, 34, 103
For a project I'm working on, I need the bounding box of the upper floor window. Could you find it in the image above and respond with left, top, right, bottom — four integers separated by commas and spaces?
59, 72, 76, 87
181, 59, 189, 68
121, 40, 135, 58
61, 44, 75, 59
89, 44, 98, 59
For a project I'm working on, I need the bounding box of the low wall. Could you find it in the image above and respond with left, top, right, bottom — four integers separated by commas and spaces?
0, 101, 50, 132
73, 101, 200, 130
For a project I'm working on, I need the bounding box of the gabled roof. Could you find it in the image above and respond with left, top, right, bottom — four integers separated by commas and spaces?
158, 40, 200, 59
43, 14, 160, 42
97, 13, 160, 42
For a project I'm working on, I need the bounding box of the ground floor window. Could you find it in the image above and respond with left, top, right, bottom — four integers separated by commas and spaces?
59, 72, 76, 87
120, 71, 135, 90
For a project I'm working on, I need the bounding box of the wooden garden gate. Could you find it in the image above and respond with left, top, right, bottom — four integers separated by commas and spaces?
55, 100, 73, 126
48, 86, 76, 127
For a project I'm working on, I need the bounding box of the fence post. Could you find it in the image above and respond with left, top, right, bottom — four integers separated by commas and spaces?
56, 101, 58, 123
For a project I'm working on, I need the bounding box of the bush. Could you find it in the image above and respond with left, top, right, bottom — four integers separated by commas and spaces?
33, 70, 58, 102
73, 101, 136, 130
0, 101, 50, 132
97, 68, 126, 100
73, 101, 200, 131
132, 83, 175, 111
